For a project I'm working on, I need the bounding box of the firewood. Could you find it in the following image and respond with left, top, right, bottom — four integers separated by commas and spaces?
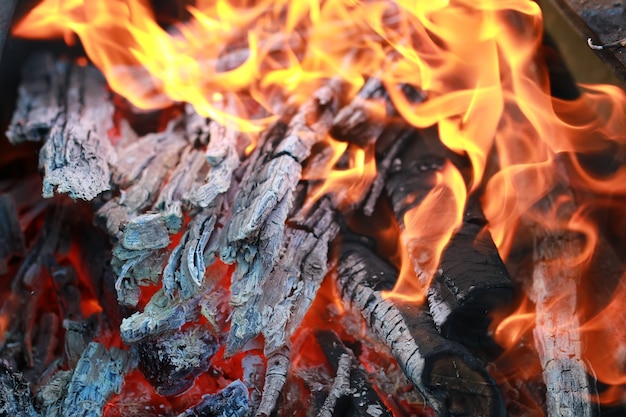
120, 288, 201, 344
0, 193, 24, 274
179, 379, 251, 417
330, 77, 387, 147
7, 52, 117, 201
62, 342, 131, 417
317, 353, 353, 417
136, 325, 218, 396
96, 125, 187, 239
0, 361, 38, 417
528, 187, 595, 417
315, 330, 393, 417
0, 206, 66, 366
6, 53, 67, 144
385, 127, 511, 346
221, 83, 341, 355
337, 233, 505, 417
226, 197, 339, 355
256, 347, 290, 417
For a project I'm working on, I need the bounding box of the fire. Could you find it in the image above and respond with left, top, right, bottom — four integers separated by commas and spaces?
385, 161, 466, 303
13, 0, 626, 412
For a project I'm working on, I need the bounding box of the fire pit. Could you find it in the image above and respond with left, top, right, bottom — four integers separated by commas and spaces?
1, 1, 626, 416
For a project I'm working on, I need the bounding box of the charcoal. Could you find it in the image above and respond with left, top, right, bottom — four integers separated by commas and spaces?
0, 361, 38, 417
136, 325, 218, 396
179, 380, 251, 417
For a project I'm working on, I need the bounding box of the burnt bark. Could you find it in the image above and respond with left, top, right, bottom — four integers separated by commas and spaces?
179, 380, 251, 417
527, 187, 596, 417
316, 330, 393, 417
221, 83, 341, 354
385, 127, 511, 346
7, 52, 116, 201
0, 361, 38, 417
337, 233, 505, 417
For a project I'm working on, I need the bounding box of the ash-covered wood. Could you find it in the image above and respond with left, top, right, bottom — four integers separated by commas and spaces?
338, 233, 505, 417
227, 197, 339, 354
256, 348, 290, 417
528, 188, 595, 417
316, 330, 392, 417
6, 53, 67, 144
317, 353, 352, 417
7, 52, 116, 201
0, 361, 38, 417
136, 325, 218, 396
221, 83, 341, 354
179, 380, 251, 417
385, 127, 511, 346
62, 342, 131, 417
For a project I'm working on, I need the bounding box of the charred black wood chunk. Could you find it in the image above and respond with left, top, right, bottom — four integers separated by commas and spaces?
385, 128, 511, 347
315, 330, 393, 417
137, 325, 218, 396
179, 379, 251, 417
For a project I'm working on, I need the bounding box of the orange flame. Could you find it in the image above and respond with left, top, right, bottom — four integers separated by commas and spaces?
384, 161, 466, 303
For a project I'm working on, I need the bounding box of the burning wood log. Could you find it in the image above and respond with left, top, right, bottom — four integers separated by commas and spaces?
527, 186, 595, 417
221, 83, 341, 354
6, 52, 116, 201
316, 330, 393, 417
337, 233, 505, 417
385, 127, 512, 346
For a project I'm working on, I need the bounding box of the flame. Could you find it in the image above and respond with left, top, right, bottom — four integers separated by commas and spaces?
303, 137, 377, 211
384, 161, 466, 303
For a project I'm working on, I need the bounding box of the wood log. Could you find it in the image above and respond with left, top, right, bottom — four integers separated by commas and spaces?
337, 233, 505, 417
7, 52, 117, 201
0, 206, 66, 366
315, 330, 393, 417
0, 193, 24, 274
317, 353, 352, 417
179, 380, 251, 417
136, 325, 218, 396
61, 342, 131, 417
0, 361, 38, 417
385, 127, 511, 346
221, 83, 341, 355
330, 77, 387, 147
527, 186, 595, 417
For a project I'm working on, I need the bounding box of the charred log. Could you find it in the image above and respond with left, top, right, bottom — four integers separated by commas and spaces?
179, 380, 251, 417
527, 186, 596, 417
316, 330, 393, 417
7, 52, 116, 201
221, 83, 341, 354
0, 361, 38, 417
337, 233, 505, 417
0, 193, 24, 274
385, 127, 511, 346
